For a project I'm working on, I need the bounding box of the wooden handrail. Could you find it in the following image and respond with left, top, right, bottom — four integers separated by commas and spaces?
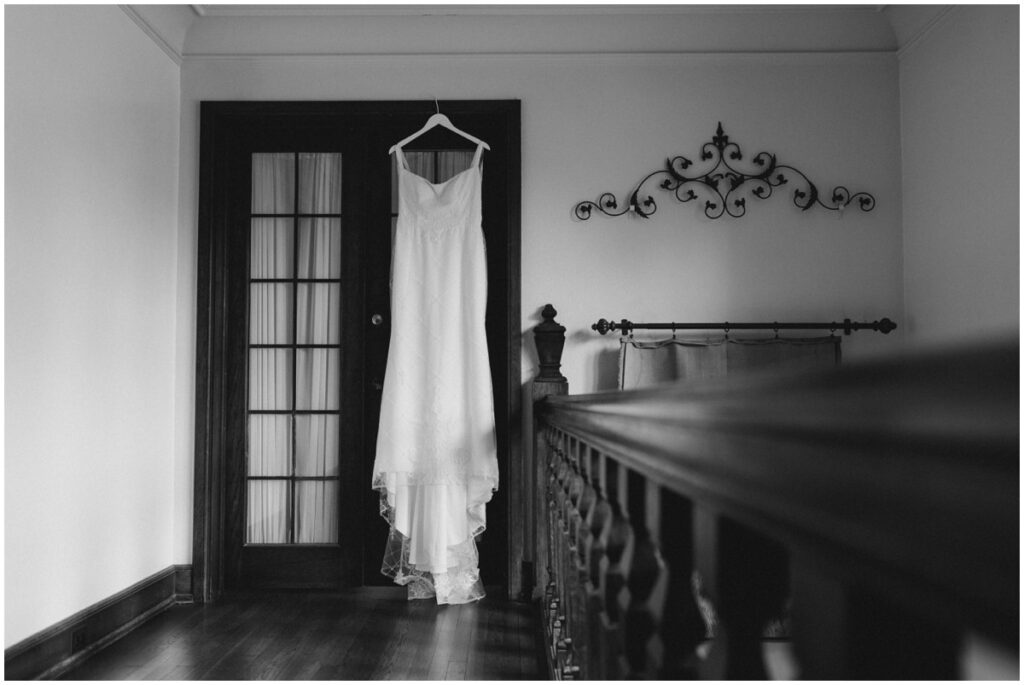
531, 320, 1018, 679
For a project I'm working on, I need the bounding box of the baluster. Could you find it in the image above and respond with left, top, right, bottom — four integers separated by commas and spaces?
557, 443, 573, 643
536, 426, 553, 594
586, 451, 613, 679
571, 440, 590, 676
545, 435, 560, 604
568, 465, 584, 564
552, 481, 567, 673
558, 637, 580, 679
657, 489, 706, 678
586, 450, 609, 587
577, 454, 596, 569
546, 434, 566, 680
604, 462, 635, 679
623, 481, 669, 678
694, 510, 789, 680
569, 447, 595, 678
566, 445, 580, 660
553, 441, 569, 619
790, 552, 959, 679
552, 611, 564, 655
789, 553, 846, 679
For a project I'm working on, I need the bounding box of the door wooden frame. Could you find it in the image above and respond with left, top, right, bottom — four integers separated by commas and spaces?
192, 100, 522, 603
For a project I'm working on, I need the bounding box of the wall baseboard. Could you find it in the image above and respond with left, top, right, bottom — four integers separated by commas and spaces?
4, 564, 192, 680
173, 564, 194, 605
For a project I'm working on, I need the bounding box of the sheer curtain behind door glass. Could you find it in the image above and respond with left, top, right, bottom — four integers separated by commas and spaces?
389, 149, 475, 271
248, 152, 342, 544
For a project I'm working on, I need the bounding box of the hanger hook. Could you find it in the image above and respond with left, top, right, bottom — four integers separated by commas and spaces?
434, 98, 440, 114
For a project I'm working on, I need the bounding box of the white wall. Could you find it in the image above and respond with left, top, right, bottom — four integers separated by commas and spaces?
179, 51, 902, 395
5, 5, 181, 647
899, 6, 1019, 345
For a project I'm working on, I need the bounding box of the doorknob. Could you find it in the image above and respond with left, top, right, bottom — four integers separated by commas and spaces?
371, 313, 384, 326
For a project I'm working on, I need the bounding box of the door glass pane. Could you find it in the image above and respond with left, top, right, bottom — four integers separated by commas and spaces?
249, 284, 294, 344
247, 152, 342, 546
403, 149, 474, 184
249, 415, 292, 477
298, 153, 342, 214
295, 415, 340, 477
297, 219, 341, 278
247, 480, 289, 543
248, 349, 293, 410
436, 150, 474, 182
296, 284, 341, 345
295, 349, 340, 410
250, 219, 294, 278
295, 481, 340, 543
252, 154, 295, 214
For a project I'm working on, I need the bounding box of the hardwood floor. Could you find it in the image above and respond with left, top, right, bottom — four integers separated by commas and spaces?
59, 587, 542, 680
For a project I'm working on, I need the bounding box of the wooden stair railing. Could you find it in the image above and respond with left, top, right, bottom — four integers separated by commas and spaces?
528, 306, 1018, 680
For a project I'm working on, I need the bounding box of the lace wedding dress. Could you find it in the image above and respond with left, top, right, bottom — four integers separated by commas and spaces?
372, 143, 498, 604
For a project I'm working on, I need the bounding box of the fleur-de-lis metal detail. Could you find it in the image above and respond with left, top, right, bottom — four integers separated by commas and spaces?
574, 122, 876, 221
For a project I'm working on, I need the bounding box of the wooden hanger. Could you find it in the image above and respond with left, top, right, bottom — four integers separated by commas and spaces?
389, 101, 490, 154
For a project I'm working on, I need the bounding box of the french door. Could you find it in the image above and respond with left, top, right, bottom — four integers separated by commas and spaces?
193, 102, 520, 600
220, 119, 367, 589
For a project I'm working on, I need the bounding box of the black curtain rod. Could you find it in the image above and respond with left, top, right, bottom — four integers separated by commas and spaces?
592, 317, 897, 336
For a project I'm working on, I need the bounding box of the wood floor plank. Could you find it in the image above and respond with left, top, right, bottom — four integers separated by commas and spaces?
405, 603, 458, 680
369, 598, 436, 680
58, 589, 540, 681
519, 601, 542, 679
445, 659, 468, 680
463, 600, 488, 680
333, 597, 402, 679
479, 597, 526, 680
425, 603, 466, 679
310, 597, 381, 678
179, 599, 269, 679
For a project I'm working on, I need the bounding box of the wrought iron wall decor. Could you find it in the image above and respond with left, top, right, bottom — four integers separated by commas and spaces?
574, 122, 876, 221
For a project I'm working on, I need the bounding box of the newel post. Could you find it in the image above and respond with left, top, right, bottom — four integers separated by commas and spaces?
526, 304, 569, 606
534, 303, 568, 383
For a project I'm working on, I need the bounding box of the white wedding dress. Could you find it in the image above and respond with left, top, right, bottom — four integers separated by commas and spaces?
372, 143, 498, 604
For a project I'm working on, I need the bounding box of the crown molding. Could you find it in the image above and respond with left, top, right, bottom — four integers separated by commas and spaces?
179, 50, 895, 63
181, 6, 897, 56
190, 4, 885, 18
120, 5, 183, 64
893, 5, 956, 60
121, 4, 201, 65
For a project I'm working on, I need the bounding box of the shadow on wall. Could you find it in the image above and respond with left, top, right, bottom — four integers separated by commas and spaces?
521, 304, 546, 376
566, 327, 620, 392
594, 347, 619, 391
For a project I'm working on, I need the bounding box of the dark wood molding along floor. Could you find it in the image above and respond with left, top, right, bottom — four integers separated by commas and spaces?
4, 565, 193, 681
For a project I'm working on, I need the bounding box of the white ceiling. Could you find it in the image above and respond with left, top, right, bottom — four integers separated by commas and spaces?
125, 4, 953, 64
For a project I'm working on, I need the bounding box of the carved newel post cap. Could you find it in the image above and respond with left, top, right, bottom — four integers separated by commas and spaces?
534, 304, 567, 383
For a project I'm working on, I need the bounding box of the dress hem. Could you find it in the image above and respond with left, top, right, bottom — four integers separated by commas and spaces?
373, 473, 498, 605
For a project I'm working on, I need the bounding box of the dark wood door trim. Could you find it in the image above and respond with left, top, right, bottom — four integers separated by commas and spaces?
193, 100, 521, 603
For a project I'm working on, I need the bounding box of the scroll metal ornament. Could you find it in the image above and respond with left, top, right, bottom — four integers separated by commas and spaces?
574, 122, 876, 221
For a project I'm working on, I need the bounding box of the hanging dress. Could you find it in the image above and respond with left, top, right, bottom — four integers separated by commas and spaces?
372, 143, 499, 605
